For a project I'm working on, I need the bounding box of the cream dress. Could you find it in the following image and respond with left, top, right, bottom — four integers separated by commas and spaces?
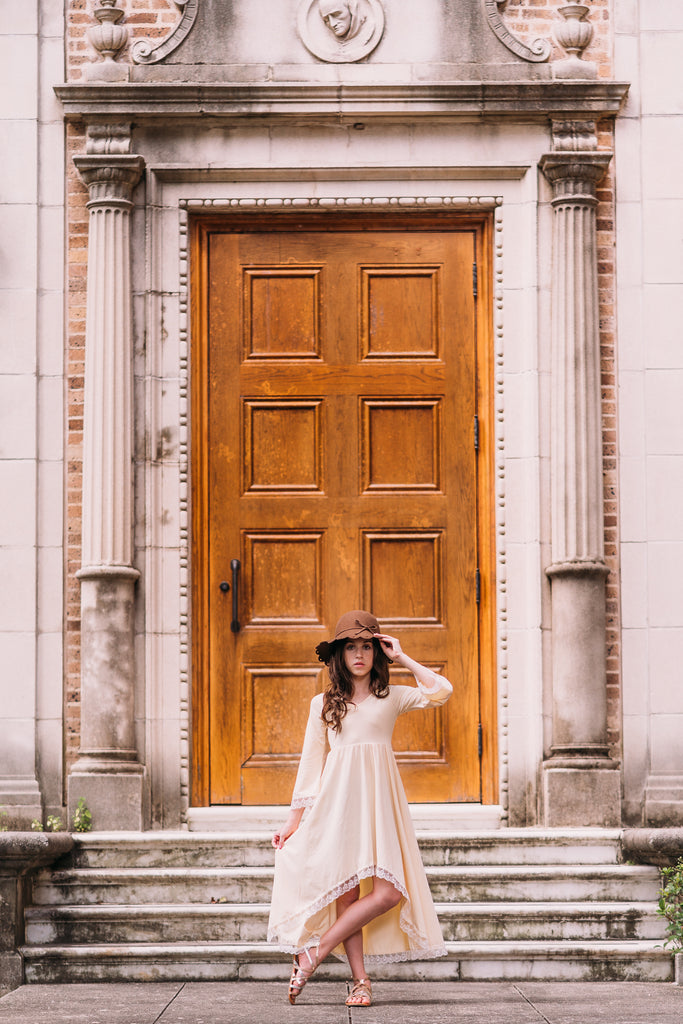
267, 676, 453, 964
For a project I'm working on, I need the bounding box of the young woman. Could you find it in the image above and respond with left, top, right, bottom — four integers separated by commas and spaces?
267, 610, 453, 1007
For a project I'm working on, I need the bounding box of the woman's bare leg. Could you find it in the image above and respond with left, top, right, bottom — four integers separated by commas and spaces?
315, 877, 401, 966
336, 885, 365, 981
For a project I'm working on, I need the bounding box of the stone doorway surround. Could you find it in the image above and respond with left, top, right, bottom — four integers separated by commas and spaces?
55, 71, 628, 830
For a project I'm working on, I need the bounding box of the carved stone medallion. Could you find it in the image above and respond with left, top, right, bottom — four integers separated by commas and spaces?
298, 0, 385, 63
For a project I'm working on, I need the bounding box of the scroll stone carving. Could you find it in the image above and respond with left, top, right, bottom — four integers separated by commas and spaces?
483, 0, 551, 64
298, 0, 385, 64
132, 0, 199, 65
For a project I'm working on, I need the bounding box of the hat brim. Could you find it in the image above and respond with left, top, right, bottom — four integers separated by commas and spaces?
316, 633, 390, 665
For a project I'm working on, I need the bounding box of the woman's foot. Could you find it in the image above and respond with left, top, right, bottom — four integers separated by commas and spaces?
345, 978, 372, 1007
288, 946, 319, 1004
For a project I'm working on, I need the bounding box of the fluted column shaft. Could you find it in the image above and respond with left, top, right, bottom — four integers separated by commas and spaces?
81, 196, 135, 570
540, 149, 620, 826
68, 152, 145, 830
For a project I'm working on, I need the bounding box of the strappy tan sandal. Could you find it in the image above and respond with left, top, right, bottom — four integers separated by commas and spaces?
288, 945, 318, 1004
345, 977, 372, 1007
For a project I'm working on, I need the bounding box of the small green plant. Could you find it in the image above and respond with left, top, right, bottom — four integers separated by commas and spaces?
72, 797, 93, 833
31, 819, 44, 832
656, 857, 683, 953
0, 809, 9, 832
46, 815, 63, 832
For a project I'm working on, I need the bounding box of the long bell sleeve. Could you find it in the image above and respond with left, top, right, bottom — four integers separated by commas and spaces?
290, 693, 327, 810
394, 673, 453, 715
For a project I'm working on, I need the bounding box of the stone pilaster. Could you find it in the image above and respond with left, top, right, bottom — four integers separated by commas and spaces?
67, 128, 145, 831
540, 127, 621, 827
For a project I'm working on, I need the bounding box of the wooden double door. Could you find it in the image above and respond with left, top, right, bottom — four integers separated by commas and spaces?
191, 213, 496, 807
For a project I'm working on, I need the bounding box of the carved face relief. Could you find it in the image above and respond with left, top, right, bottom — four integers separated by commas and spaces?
298, 0, 385, 64
319, 0, 353, 39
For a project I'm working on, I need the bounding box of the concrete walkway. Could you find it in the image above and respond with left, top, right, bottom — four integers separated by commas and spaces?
0, 981, 681, 1023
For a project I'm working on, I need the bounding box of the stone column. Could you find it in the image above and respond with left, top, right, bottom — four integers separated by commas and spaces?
67, 130, 145, 831
540, 124, 621, 826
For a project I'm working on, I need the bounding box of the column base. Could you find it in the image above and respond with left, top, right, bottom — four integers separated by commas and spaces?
0, 952, 23, 997
0, 778, 43, 830
68, 762, 145, 832
644, 773, 683, 827
543, 758, 622, 827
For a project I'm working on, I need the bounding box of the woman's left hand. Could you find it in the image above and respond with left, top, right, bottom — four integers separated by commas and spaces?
376, 633, 403, 660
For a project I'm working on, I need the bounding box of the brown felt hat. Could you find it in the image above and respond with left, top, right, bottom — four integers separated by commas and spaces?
315, 610, 381, 663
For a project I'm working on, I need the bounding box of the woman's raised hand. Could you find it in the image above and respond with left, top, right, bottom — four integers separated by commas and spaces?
376, 633, 403, 661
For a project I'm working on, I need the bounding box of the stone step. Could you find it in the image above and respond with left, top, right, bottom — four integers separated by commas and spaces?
61, 829, 624, 870
32, 863, 661, 907
21, 940, 673, 984
24, 900, 665, 946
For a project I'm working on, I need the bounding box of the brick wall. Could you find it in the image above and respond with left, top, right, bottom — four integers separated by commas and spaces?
63, 1, 621, 777
596, 122, 621, 760
503, 0, 611, 76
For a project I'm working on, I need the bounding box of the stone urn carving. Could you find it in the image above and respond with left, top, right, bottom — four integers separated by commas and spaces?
552, 4, 597, 79
86, 0, 129, 81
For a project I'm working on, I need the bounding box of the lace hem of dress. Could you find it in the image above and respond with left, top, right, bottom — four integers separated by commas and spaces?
290, 795, 316, 810
267, 864, 442, 962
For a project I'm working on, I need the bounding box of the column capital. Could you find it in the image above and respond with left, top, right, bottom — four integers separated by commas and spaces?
73, 154, 144, 208
539, 151, 612, 205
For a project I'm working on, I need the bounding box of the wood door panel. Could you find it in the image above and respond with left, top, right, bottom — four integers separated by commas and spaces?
192, 216, 496, 807
361, 400, 441, 492
243, 400, 324, 493
239, 364, 447, 395
242, 666, 324, 804
244, 532, 324, 626
362, 532, 444, 625
244, 267, 322, 359
361, 265, 441, 358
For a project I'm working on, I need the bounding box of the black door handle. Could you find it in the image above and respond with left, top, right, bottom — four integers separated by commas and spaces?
230, 558, 241, 632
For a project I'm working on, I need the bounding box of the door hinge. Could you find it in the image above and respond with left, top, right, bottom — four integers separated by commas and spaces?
475, 568, 481, 605
474, 414, 479, 452
478, 722, 483, 759
472, 261, 478, 298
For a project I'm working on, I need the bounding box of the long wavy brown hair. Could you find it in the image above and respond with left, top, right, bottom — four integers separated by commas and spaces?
321, 639, 391, 733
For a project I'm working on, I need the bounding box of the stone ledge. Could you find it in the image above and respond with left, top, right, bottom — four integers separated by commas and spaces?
54, 80, 629, 124
0, 833, 74, 876
0, 833, 74, 997
622, 828, 683, 867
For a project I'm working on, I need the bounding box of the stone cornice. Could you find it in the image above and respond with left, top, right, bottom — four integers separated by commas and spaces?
55, 81, 629, 124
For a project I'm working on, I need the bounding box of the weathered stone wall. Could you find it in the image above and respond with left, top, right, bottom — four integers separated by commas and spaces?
616, 2, 683, 826
0, 0, 66, 826
60, 2, 621, 822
